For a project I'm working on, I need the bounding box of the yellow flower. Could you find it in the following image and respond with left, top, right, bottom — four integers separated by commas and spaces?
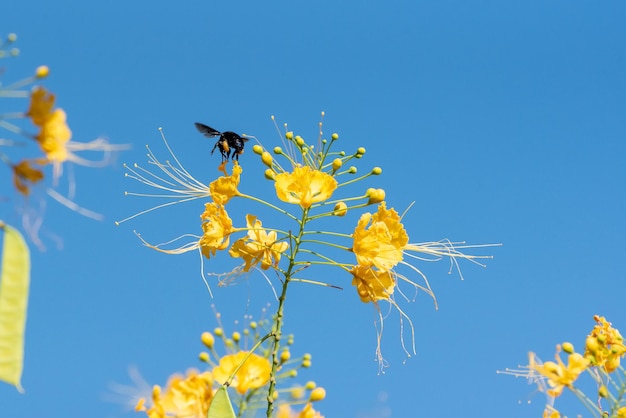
350, 265, 395, 303
229, 214, 289, 271
543, 407, 561, 418
12, 159, 44, 195
274, 165, 337, 208
27, 87, 72, 163
36, 108, 72, 163
212, 351, 271, 395
210, 163, 242, 205
277, 403, 324, 418
25, 86, 125, 183
617, 406, 626, 418
26, 86, 55, 127
584, 315, 626, 372
135, 369, 213, 418
199, 203, 234, 259
529, 347, 589, 397
351, 202, 408, 272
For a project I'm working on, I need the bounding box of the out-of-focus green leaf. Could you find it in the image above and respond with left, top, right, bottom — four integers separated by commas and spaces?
0, 222, 30, 393
207, 386, 236, 418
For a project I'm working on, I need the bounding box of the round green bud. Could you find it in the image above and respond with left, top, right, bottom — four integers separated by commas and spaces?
249, 321, 257, 329
295, 135, 305, 146
273, 146, 283, 154
305, 381, 316, 390
562, 342, 575, 354
371, 167, 382, 175
331, 133, 339, 140
7, 33, 17, 42
232, 331, 241, 342
199, 352, 209, 362
332, 158, 343, 172
286, 131, 293, 140
348, 166, 357, 174
213, 327, 223, 337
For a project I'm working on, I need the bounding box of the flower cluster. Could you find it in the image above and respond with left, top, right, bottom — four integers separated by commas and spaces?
135, 314, 325, 418
121, 114, 495, 413
502, 315, 626, 417
0, 33, 127, 243
122, 116, 495, 362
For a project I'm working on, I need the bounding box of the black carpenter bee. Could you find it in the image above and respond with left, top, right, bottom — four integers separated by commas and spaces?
194, 122, 249, 162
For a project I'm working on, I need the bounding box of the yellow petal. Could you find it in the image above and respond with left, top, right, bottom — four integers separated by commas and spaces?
0, 223, 30, 392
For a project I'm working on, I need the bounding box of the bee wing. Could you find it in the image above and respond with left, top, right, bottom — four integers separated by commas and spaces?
194, 122, 221, 138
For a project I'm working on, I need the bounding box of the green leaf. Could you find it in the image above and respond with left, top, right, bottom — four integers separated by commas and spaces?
207, 386, 236, 418
0, 222, 30, 392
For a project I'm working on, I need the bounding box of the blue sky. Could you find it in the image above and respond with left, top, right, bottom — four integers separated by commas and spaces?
1, 1, 625, 417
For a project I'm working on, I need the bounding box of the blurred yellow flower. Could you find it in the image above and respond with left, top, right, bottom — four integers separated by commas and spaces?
26, 87, 72, 163
210, 163, 242, 205
26, 86, 55, 126
199, 203, 234, 259
529, 347, 589, 397
584, 315, 626, 372
135, 369, 213, 418
229, 214, 289, 271
277, 403, 324, 418
543, 407, 561, 418
351, 202, 408, 272
12, 159, 44, 195
36, 108, 72, 163
274, 165, 337, 208
212, 351, 270, 395
350, 265, 394, 303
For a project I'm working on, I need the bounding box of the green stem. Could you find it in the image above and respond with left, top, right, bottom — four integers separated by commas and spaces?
265, 208, 309, 418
